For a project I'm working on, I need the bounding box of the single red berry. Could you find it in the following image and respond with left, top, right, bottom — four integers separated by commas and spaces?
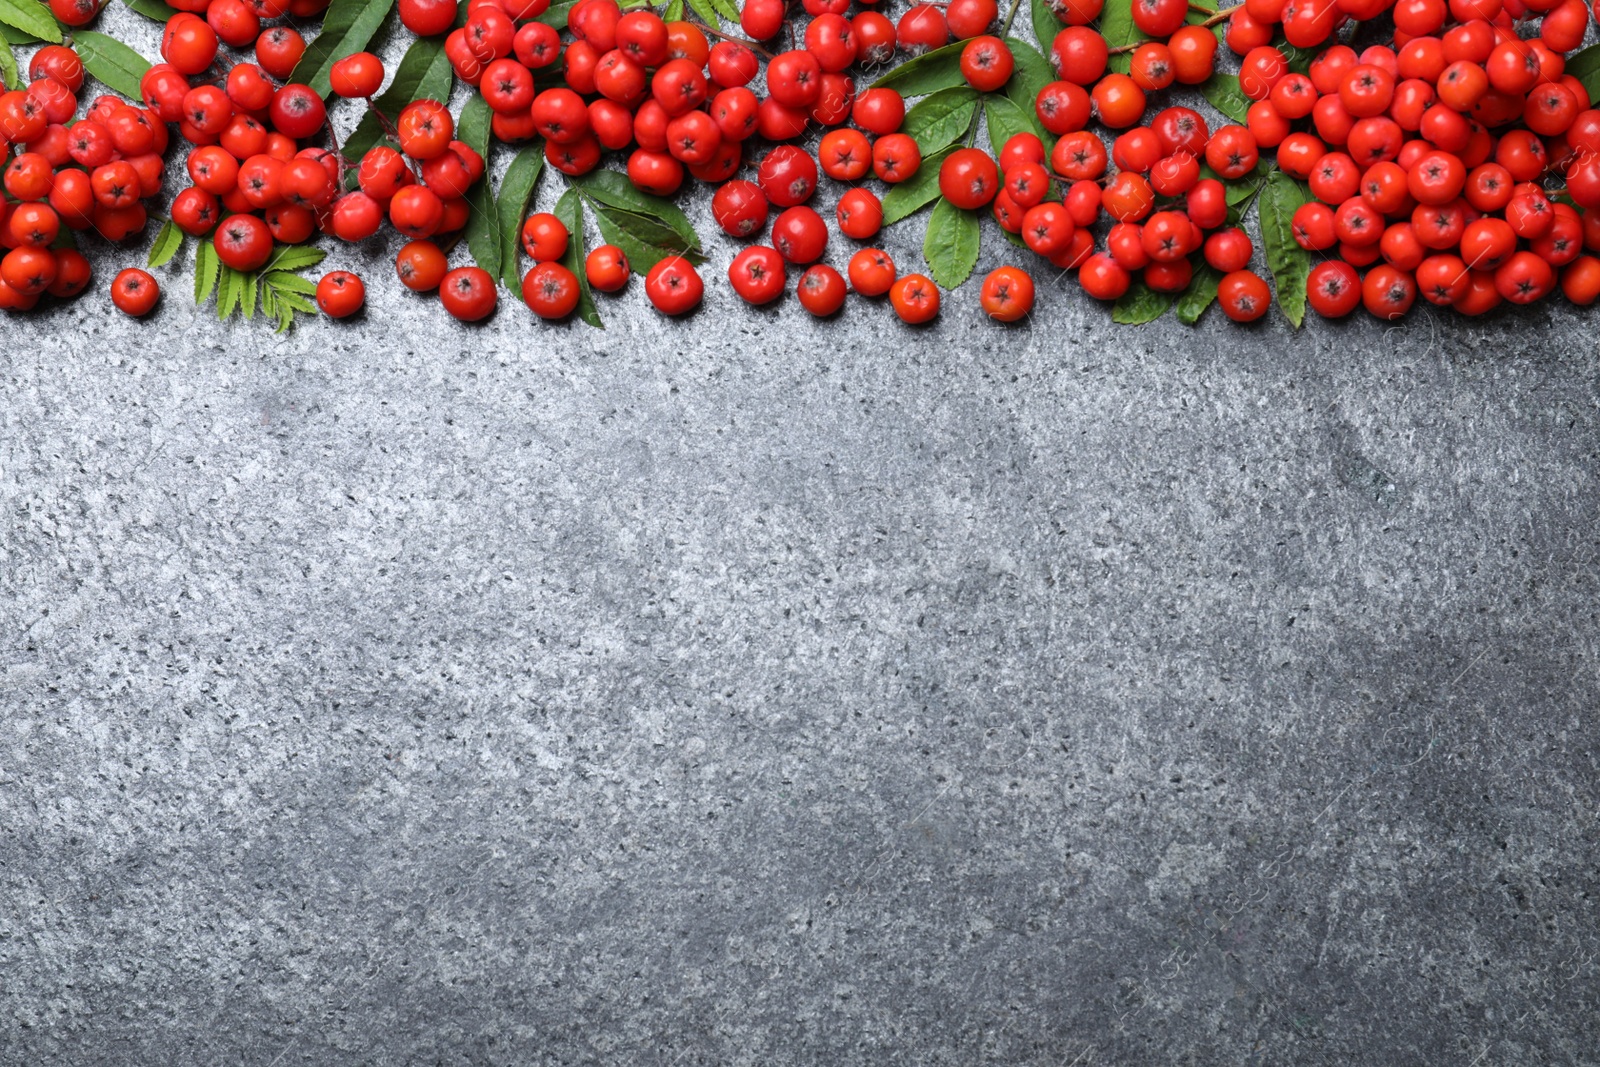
110, 267, 159, 316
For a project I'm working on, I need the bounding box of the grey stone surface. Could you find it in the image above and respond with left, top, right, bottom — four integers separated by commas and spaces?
5, 288, 1599, 1064
5, 6, 1600, 1062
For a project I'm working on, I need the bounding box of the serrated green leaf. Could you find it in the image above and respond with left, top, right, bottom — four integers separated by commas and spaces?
457, 94, 493, 161
1003, 38, 1052, 141
1200, 73, 1251, 124
263, 271, 319, 295
662, 0, 683, 19
685, 0, 720, 24
1100, 0, 1146, 74
708, 0, 739, 20
984, 95, 1038, 160
869, 39, 967, 94
242, 271, 258, 321
1569, 44, 1600, 101
276, 301, 294, 333
903, 86, 979, 155
554, 186, 602, 328
1257, 170, 1312, 328
73, 31, 151, 99
195, 240, 220, 305
260, 282, 277, 318
1175, 264, 1220, 324
261, 246, 327, 273
1112, 280, 1172, 325
882, 146, 955, 225
217, 267, 244, 320
1030, 0, 1058, 58
496, 144, 545, 290
0, 38, 18, 91
147, 220, 183, 268
922, 198, 980, 290
464, 178, 502, 278
566, 168, 700, 254
289, 0, 398, 97
0, 0, 59, 43
534, 0, 580, 27
588, 202, 701, 274
343, 37, 452, 164
121, 0, 170, 19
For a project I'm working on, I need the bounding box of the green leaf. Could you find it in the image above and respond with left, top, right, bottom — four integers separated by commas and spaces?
194, 240, 220, 305
881, 145, 954, 225
1175, 264, 1221, 325
1099, 0, 1146, 74
261, 245, 326, 273
534, 0, 580, 27
262, 271, 318, 296
496, 144, 545, 290
456, 94, 493, 161
242, 271, 258, 321
922, 198, 980, 290
1112, 280, 1172, 325
147, 220, 183, 268
662, 0, 682, 19
0, 37, 17, 90
260, 281, 277, 319
1277, 38, 1316, 74
1200, 73, 1251, 124
869, 39, 967, 95
1030, 0, 1059, 58
685, 0, 720, 24
984, 95, 1038, 159
554, 186, 602, 328
1003, 38, 1052, 141
1257, 170, 1313, 328
708, 0, 739, 21
464, 177, 502, 278
289, 0, 398, 98
217, 267, 245, 320
50, 226, 76, 250
343, 37, 452, 163
903, 86, 979, 154
121, 0, 170, 19
1001, 227, 1028, 250
565, 168, 700, 254
588, 202, 700, 273
72, 31, 151, 98
1569, 43, 1600, 101
0, 0, 60, 43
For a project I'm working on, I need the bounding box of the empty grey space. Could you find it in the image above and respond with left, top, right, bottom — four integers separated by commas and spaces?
4, 288, 1600, 1065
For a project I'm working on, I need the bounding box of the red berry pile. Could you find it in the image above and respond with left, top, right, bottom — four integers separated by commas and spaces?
0, 0, 1598, 326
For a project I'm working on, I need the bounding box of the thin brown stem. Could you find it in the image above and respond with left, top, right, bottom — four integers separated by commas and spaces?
689, 18, 775, 59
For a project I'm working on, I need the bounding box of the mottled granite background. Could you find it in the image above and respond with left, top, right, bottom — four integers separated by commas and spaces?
3, 6, 1600, 1060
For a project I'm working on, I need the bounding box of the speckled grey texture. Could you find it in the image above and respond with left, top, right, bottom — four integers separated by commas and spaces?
5, 6, 1600, 1061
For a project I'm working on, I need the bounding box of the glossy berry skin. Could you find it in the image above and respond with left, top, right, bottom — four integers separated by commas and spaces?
396, 240, 448, 292
645, 256, 703, 315
110, 268, 159, 316
522, 262, 581, 319
330, 52, 384, 98
440, 266, 498, 321
797, 264, 847, 316
836, 188, 884, 240
269, 84, 326, 140
1305, 260, 1362, 318
771, 206, 828, 264
938, 148, 1000, 209
711, 180, 768, 238
960, 36, 1013, 93
889, 272, 940, 323
979, 266, 1034, 322
316, 271, 365, 318
728, 245, 787, 305
848, 248, 896, 297
1218, 269, 1272, 322
521, 213, 569, 262
757, 145, 818, 207
213, 213, 273, 272
586, 244, 631, 292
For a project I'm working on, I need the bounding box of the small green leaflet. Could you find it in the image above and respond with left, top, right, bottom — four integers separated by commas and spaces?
535, 0, 581, 27
0, 36, 17, 90
881, 145, 954, 225
0, 0, 60, 44
1030, 0, 1058, 58
922, 198, 980, 290
1112, 281, 1171, 325
588, 203, 690, 273
1200, 73, 1251, 124
73, 31, 152, 99
217, 266, 245, 320
554, 186, 602, 328
566, 168, 701, 256
903, 86, 979, 154
289, 0, 398, 97
685, 0, 723, 25
1175, 265, 1220, 325
121, 0, 170, 19
869, 39, 967, 95
1002, 38, 1053, 143
984, 95, 1038, 160
1257, 171, 1313, 328
1099, 0, 1146, 74
456, 94, 493, 160
708, 0, 739, 20
1277, 38, 1316, 74
261, 271, 319, 333
496, 144, 545, 290
261, 245, 327, 273
147, 220, 183, 268
343, 37, 452, 164
662, 0, 683, 19
1569, 43, 1600, 101
195, 240, 221, 304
